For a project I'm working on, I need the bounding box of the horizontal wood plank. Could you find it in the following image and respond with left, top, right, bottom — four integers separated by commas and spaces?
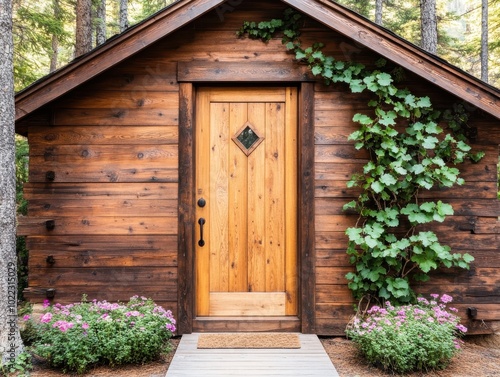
209, 292, 286, 316
27, 198, 177, 217
18, 216, 178, 236
29, 126, 178, 145
24, 182, 178, 200
178, 61, 314, 82
29, 165, 178, 183
29, 266, 176, 286
53, 108, 178, 126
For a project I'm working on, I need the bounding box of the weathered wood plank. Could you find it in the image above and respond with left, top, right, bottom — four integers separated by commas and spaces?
209, 292, 286, 316
300, 82, 316, 334
29, 165, 178, 183
316, 179, 499, 199
315, 197, 500, 217
28, 198, 177, 217
18, 216, 178, 236
28, 247, 177, 269
29, 266, 177, 286
178, 61, 314, 82
52, 108, 178, 126
79, 61, 178, 91
54, 91, 179, 110
29, 126, 178, 145
178, 82, 195, 334
24, 182, 178, 200
25, 234, 174, 249
30, 145, 178, 167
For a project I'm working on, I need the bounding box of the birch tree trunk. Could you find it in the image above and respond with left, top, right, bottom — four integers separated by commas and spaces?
0, 0, 23, 363
96, 0, 106, 46
375, 0, 383, 26
420, 0, 437, 54
119, 0, 129, 32
50, 0, 60, 72
75, 0, 92, 57
480, 0, 488, 82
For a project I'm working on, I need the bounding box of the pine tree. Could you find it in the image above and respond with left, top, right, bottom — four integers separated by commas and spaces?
480, 0, 488, 82
75, 0, 92, 56
375, 0, 383, 25
420, 0, 438, 53
119, 0, 129, 32
0, 0, 23, 363
95, 0, 106, 46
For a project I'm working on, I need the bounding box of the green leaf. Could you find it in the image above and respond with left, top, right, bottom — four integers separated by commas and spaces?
416, 96, 431, 108
379, 173, 397, 186
371, 181, 384, 193
295, 51, 306, 60
311, 65, 322, 75
353, 113, 373, 125
376, 72, 393, 86
349, 79, 366, 93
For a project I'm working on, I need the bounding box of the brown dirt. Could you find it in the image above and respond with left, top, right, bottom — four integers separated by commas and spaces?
27, 335, 500, 377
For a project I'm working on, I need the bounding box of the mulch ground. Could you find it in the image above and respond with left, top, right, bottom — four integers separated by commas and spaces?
28, 335, 500, 377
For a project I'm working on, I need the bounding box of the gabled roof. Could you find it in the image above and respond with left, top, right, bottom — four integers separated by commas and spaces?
15, 0, 500, 122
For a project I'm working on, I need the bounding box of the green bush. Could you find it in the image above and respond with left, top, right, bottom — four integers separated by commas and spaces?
346, 294, 466, 374
28, 296, 176, 374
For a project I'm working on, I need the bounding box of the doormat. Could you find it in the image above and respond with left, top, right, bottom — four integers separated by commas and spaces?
197, 333, 301, 349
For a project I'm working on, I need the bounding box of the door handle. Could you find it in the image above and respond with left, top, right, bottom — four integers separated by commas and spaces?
198, 218, 206, 247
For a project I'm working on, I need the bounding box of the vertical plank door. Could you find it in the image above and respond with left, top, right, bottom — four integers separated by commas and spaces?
195, 87, 298, 317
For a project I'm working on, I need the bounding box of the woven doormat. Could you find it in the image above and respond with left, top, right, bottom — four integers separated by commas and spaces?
197, 333, 301, 349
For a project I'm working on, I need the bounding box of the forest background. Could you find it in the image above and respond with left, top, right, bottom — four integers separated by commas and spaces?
12, 0, 500, 92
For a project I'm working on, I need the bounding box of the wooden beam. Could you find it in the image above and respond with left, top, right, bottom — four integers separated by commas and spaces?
178, 82, 195, 334
15, 0, 226, 122
177, 61, 315, 82
299, 82, 316, 333
282, 0, 500, 119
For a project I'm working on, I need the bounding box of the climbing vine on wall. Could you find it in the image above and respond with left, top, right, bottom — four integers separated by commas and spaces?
237, 9, 482, 304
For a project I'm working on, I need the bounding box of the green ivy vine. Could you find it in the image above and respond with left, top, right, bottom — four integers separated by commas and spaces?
238, 9, 482, 304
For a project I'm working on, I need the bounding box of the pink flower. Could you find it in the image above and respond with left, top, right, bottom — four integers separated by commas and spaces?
440, 294, 453, 304
23, 315, 31, 321
456, 324, 467, 333
43, 299, 51, 308
166, 323, 176, 332
430, 293, 439, 299
82, 322, 89, 330
40, 312, 53, 323
53, 320, 74, 332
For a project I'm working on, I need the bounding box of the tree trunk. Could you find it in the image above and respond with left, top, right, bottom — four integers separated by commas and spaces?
375, 0, 383, 25
480, 0, 488, 82
75, 0, 92, 57
0, 0, 23, 364
50, 0, 60, 72
119, 0, 129, 32
420, 0, 437, 54
96, 0, 106, 46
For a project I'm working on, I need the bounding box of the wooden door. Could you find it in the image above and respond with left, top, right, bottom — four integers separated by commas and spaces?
195, 87, 298, 317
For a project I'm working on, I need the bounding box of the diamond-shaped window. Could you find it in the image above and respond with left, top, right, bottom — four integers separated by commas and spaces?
232, 121, 264, 156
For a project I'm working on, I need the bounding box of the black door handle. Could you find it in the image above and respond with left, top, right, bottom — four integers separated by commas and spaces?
198, 218, 206, 247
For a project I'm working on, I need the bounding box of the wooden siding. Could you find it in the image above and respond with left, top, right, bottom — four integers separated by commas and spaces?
18, 0, 500, 335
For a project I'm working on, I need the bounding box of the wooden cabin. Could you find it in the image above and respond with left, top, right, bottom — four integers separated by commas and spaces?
15, 0, 500, 335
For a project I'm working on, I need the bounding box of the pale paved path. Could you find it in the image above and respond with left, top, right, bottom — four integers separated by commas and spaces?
166, 333, 339, 376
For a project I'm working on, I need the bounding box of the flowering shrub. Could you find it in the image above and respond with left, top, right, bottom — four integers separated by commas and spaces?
31, 296, 176, 374
346, 294, 467, 374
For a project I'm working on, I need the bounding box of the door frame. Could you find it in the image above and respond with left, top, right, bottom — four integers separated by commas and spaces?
177, 64, 315, 334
